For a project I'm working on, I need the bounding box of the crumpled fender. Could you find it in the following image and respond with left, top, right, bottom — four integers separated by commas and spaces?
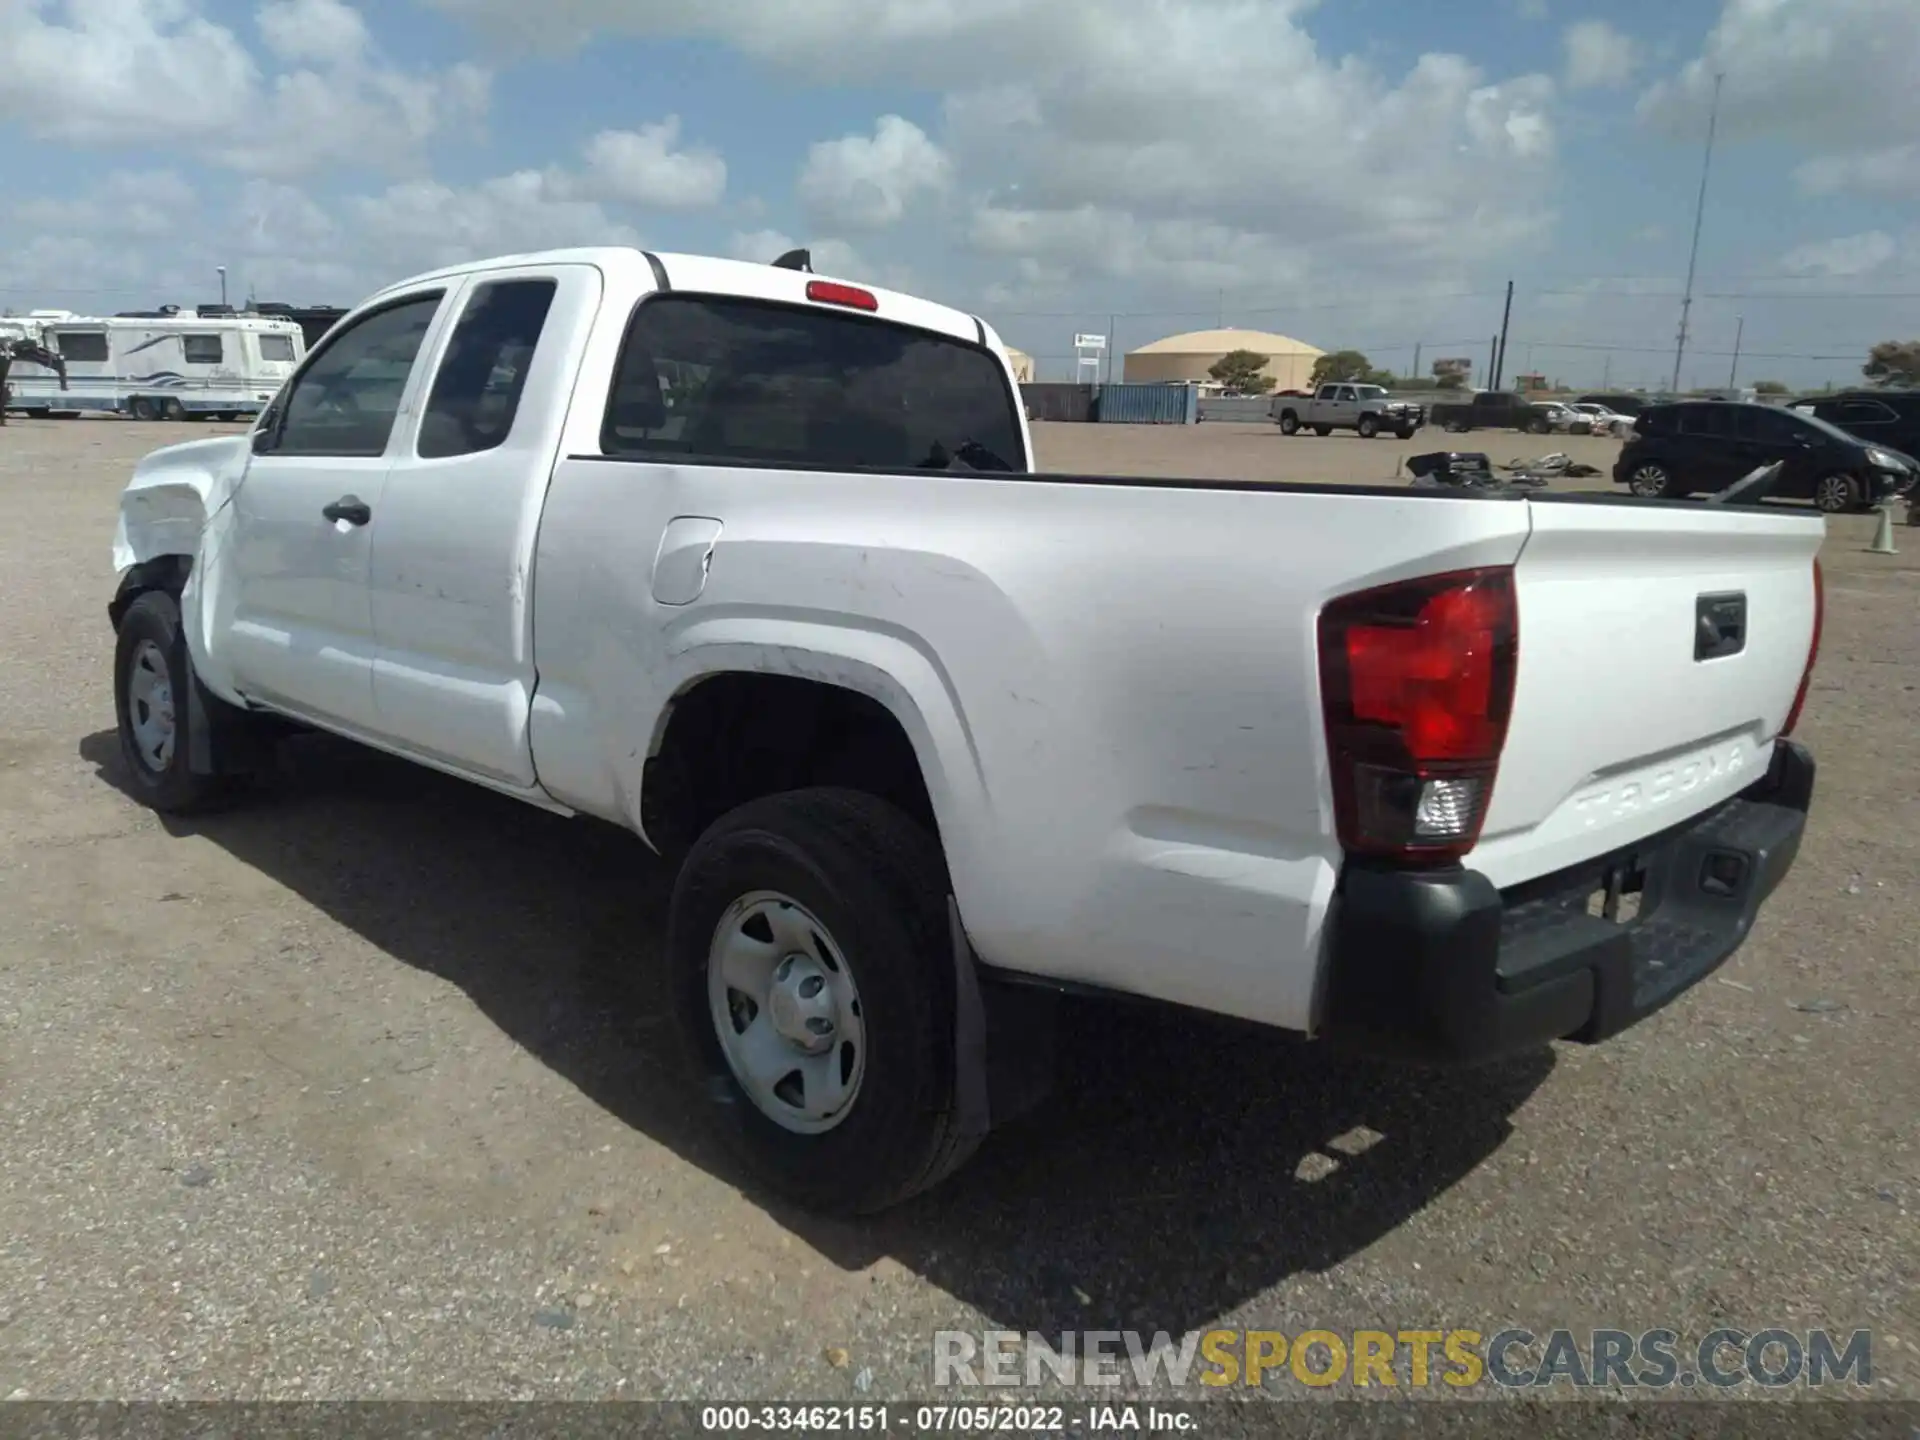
111, 434, 252, 577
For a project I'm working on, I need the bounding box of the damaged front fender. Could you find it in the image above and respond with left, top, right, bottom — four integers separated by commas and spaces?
111, 434, 252, 578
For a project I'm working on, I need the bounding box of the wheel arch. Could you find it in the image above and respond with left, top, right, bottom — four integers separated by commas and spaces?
635, 641, 993, 910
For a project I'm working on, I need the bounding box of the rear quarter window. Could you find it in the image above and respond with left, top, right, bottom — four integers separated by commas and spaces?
600, 294, 1026, 473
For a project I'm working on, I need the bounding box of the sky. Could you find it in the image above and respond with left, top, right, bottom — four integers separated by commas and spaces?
3, 0, 1918, 391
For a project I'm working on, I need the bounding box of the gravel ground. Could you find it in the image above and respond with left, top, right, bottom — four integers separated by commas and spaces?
0, 416, 1914, 1403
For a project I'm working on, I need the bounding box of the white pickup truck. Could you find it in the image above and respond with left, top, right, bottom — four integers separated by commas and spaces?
1273, 382, 1426, 438
110, 247, 1823, 1216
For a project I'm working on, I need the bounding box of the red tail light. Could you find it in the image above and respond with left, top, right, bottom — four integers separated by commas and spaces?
1781, 558, 1823, 736
1318, 567, 1518, 865
805, 280, 878, 312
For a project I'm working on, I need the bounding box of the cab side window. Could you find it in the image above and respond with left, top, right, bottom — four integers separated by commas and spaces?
272, 293, 444, 458
417, 279, 559, 460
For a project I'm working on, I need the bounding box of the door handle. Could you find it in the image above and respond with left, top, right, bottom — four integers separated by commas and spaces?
323, 496, 372, 526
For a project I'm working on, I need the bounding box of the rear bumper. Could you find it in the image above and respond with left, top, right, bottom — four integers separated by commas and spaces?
1319, 739, 1814, 1066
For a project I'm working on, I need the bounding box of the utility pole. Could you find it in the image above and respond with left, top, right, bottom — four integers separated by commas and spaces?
1672, 70, 1725, 397
1107, 314, 1116, 385
1411, 341, 1422, 386
1487, 335, 1499, 390
1493, 280, 1515, 390
1727, 315, 1745, 390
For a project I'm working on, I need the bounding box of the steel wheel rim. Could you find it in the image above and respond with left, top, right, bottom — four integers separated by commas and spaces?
1630, 465, 1668, 496
126, 639, 177, 772
1816, 476, 1852, 512
708, 890, 866, 1135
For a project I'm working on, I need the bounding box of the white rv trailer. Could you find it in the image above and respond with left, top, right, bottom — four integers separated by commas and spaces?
4, 312, 304, 420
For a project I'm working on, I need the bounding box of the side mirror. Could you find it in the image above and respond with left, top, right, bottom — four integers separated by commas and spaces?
251, 420, 277, 454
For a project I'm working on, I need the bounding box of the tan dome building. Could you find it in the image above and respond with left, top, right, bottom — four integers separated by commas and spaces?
1002, 346, 1035, 383
1124, 328, 1323, 390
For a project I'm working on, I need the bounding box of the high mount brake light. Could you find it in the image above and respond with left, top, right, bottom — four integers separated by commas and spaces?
1781, 558, 1823, 736
805, 280, 878, 312
1318, 567, 1518, 865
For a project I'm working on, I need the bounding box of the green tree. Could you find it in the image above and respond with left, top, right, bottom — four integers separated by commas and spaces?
1863, 340, 1920, 388
1310, 349, 1377, 389
1752, 379, 1788, 395
1207, 349, 1275, 394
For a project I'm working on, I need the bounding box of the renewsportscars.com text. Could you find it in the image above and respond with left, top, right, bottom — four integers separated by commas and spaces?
932, 1327, 1873, 1391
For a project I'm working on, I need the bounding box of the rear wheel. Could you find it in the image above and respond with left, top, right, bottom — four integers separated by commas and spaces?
1814, 473, 1861, 514
1356, 415, 1379, 439
1627, 462, 1672, 498
1395, 427, 1416, 440
160, 397, 186, 422
1278, 412, 1300, 435
129, 396, 158, 421
668, 787, 978, 1215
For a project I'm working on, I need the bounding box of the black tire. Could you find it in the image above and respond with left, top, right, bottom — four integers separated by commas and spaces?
1356, 415, 1379, 439
1313, 424, 1332, 436
668, 787, 978, 1215
1278, 412, 1300, 435
161, 397, 186, 422
113, 591, 246, 814
1527, 416, 1550, 435
1395, 427, 1416, 440
129, 396, 158, 421
1626, 462, 1673, 499
1813, 473, 1861, 514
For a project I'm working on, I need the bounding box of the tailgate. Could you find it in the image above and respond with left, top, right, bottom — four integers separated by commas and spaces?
1469, 499, 1822, 889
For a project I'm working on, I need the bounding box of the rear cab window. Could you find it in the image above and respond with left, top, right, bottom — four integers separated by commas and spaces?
601, 294, 1027, 473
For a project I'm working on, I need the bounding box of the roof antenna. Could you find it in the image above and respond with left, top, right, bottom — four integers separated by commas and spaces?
771, 248, 813, 273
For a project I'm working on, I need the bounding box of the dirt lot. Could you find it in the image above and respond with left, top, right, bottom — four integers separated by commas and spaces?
0, 415, 1915, 1401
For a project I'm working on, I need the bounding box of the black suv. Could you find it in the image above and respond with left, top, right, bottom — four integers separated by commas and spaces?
1792, 389, 1920, 457
1614, 400, 1918, 512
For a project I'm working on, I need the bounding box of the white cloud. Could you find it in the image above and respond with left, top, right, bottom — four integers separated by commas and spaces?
256, 0, 371, 66
1638, 0, 1920, 198
426, 0, 1564, 298
797, 115, 950, 231
1777, 231, 1899, 278
1563, 20, 1641, 90
569, 119, 727, 209
350, 173, 640, 274
0, 0, 491, 179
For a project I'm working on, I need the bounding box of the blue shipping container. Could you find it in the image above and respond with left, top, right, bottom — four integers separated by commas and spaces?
1096, 383, 1198, 424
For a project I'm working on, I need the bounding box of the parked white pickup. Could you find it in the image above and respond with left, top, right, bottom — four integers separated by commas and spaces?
1273, 382, 1426, 438
110, 246, 1823, 1214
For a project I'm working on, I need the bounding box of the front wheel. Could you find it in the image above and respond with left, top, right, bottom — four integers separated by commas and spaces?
1356, 415, 1379, 439
1814, 473, 1862, 514
668, 787, 979, 1215
1527, 417, 1550, 435
113, 591, 246, 813
1627, 462, 1672, 498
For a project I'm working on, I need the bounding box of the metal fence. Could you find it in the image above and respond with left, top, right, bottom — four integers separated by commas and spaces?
1019, 382, 1097, 423
1196, 395, 1274, 423
1096, 383, 1199, 425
